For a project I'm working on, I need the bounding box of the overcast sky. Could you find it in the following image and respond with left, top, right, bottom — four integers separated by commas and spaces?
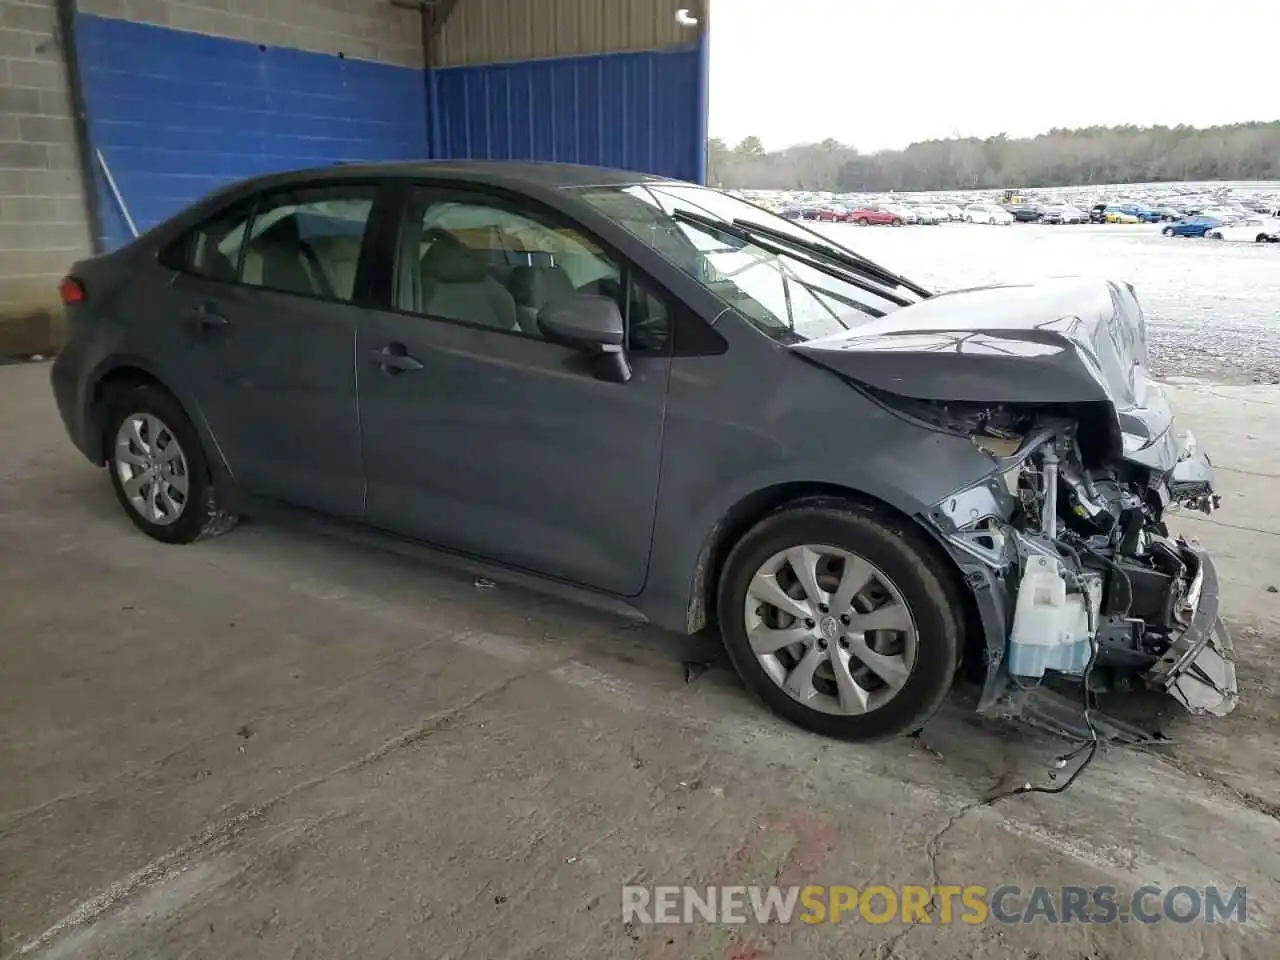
707, 0, 1277, 152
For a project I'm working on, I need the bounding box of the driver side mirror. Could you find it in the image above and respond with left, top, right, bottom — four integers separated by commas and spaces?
537, 293, 631, 383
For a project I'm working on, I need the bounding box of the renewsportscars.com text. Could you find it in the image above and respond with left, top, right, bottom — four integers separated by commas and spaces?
621, 884, 1248, 926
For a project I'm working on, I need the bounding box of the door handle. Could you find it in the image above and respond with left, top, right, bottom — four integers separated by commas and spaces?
367, 344, 423, 373
187, 303, 228, 329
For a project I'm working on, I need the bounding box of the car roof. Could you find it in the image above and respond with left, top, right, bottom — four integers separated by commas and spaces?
235, 160, 675, 193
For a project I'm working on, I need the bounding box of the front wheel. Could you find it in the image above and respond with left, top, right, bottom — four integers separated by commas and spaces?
1208, 232, 1223, 240
855, 217, 869, 226
717, 502, 960, 741
1162, 227, 1174, 236
891, 218, 903, 227
103, 383, 238, 544
1256, 234, 1269, 244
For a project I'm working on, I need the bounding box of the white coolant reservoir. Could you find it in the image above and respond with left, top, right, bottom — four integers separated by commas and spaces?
1008, 552, 1090, 680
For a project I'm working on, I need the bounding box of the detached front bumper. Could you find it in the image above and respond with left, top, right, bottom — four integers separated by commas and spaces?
1143, 545, 1239, 716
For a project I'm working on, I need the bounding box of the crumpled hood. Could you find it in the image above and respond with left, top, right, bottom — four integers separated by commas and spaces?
793, 277, 1181, 467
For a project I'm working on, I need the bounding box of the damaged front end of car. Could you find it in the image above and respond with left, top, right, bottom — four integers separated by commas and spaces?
923, 406, 1236, 738
794, 277, 1238, 739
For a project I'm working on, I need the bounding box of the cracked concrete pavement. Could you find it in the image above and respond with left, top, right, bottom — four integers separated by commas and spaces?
2, 360, 1279, 959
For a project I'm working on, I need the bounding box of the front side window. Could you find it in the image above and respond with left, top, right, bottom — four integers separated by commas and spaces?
165, 184, 376, 303
573, 183, 917, 345
394, 190, 669, 351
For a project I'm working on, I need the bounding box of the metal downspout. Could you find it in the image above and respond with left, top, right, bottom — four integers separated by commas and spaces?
52, 0, 106, 254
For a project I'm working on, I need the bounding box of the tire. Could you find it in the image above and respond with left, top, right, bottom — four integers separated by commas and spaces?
1162, 227, 1174, 236
1256, 234, 1268, 244
855, 217, 869, 226
716, 501, 961, 741
102, 382, 238, 544
891, 219, 902, 227
1209, 232, 1222, 240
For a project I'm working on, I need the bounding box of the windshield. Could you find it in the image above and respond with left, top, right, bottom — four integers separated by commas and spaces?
571, 183, 917, 344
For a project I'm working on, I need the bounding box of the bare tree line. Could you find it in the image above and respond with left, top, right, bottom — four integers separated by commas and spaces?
707, 122, 1280, 192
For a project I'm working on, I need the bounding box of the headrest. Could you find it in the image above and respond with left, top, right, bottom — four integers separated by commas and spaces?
508, 264, 576, 306
420, 233, 487, 284
254, 213, 302, 247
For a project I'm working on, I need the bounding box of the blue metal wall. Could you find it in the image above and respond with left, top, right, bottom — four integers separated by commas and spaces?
429, 41, 708, 183
72, 13, 708, 251
74, 15, 428, 250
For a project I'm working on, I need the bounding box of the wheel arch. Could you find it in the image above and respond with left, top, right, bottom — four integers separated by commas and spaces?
83, 358, 173, 464
86, 359, 226, 489
684, 482, 980, 667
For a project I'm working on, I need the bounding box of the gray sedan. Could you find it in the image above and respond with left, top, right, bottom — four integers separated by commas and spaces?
51, 161, 1236, 742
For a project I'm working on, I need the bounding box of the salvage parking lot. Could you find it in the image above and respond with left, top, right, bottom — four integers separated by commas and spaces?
4, 228, 1280, 957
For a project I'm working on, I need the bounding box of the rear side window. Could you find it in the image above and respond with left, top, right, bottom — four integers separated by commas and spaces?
159, 202, 253, 280
240, 189, 375, 301
160, 184, 378, 304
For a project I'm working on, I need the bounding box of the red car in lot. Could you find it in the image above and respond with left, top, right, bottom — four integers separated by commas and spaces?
813, 204, 848, 222
846, 206, 901, 226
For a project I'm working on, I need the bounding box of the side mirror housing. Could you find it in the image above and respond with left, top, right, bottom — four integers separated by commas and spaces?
537, 294, 631, 384
538, 293, 625, 348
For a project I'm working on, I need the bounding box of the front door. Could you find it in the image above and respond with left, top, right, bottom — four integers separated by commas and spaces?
356, 186, 672, 596
161, 183, 380, 517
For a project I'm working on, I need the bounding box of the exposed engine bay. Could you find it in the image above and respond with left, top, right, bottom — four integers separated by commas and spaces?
791, 276, 1239, 741
919, 397, 1238, 737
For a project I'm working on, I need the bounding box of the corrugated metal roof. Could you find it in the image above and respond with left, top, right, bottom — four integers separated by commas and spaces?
431, 0, 706, 67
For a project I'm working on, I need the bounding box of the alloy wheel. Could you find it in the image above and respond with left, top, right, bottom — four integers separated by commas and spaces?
114, 412, 190, 526
743, 545, 918, 716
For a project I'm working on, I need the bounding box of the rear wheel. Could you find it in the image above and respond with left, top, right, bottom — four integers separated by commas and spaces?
855, 217, 869, 226
102, 383, 238, 544
1162, 226, 1174, 236
717, 502, 960, 741
891, 219, 903, 227
1209, 231, 1223, 240
1256, 234, 1268, 244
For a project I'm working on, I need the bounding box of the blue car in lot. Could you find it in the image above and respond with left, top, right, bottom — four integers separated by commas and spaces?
1162, 216, 1221, 238
1118, 204, 1167, 224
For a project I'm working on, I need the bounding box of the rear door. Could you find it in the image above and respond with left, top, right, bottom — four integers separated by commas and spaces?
355, 183, 672, 596
157, 182, 382, 517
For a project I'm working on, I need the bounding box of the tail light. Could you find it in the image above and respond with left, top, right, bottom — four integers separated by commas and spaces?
59, 276, 85, 304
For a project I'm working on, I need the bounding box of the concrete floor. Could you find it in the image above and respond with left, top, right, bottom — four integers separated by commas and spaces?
1, 359, 1278, 959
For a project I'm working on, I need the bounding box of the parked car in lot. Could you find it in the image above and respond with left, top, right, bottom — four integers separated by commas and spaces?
847, 206, 902, 226
1040, 203, 1085, 224
933, 203, 964, 222
50, 161, 1235, 742
963, 203, 1014, 224
1197, 206, 1245, 223
1003, 203, 1044, 223
1205, 217, 1280, 242
1103, 206, 1141, 224
1162, 216, 1222, 238
909, 204, 941, 225
875, 203, 916, 225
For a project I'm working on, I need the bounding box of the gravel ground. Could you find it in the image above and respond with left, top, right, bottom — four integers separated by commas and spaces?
813, 221, 1280, 384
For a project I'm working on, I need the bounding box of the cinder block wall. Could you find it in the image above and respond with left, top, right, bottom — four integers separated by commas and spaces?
0, 0, 93, 355
76, 0, 424, 69
0, 0, 425, 355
